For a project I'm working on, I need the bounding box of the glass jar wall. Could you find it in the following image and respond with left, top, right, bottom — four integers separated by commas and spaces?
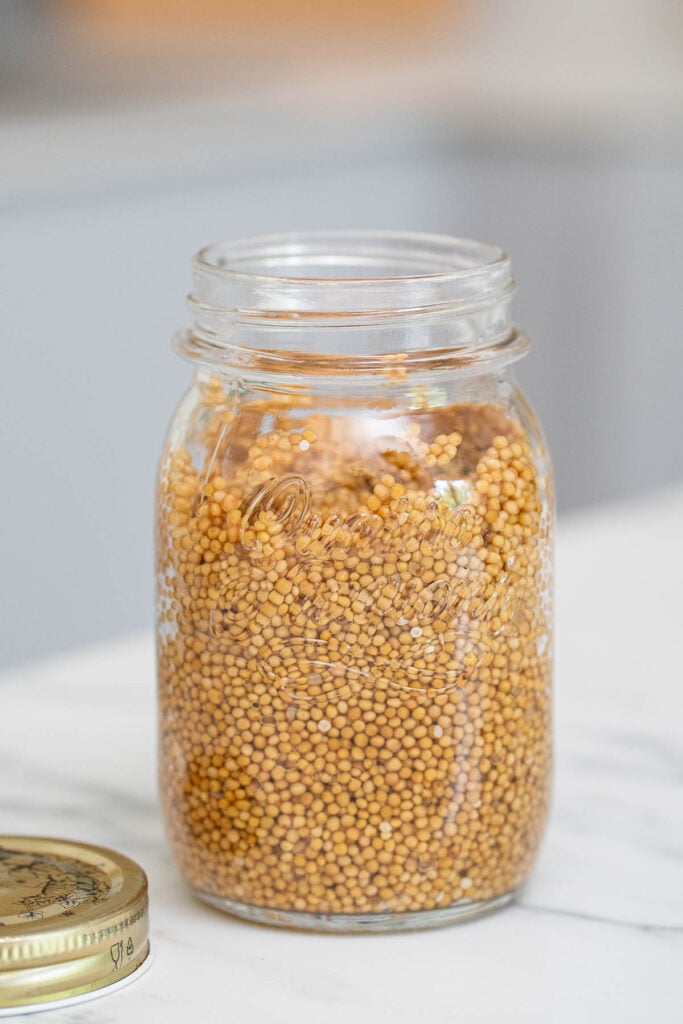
156, 232, 553, 931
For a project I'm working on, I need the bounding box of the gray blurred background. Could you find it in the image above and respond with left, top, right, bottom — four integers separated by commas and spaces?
1, 0, 682, 667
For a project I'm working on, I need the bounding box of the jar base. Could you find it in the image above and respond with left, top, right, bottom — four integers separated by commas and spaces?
193, 888, 516, 933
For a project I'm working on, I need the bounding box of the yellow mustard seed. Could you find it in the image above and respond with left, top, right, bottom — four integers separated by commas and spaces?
157, 393, 552, 916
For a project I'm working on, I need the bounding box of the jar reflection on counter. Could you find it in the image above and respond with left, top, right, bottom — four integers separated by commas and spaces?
156, 233, 553, 931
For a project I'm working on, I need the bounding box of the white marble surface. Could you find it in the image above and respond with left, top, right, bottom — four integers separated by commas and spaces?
1, 488, 682, 1023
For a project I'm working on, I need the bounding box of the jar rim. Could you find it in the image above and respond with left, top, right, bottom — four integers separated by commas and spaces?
194, 234, 509, 286
183, 231, 523, 374
191, 231, 513, 322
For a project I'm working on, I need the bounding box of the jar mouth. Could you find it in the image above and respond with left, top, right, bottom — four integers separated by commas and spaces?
184, 231, 522, 372
196, 230, 509, 284
191, 231, 513, 319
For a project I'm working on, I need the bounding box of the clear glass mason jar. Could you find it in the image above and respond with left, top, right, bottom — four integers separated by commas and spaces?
156, 232, 553, 932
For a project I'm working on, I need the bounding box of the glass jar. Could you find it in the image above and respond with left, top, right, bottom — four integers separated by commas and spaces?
156, 231, 553, 932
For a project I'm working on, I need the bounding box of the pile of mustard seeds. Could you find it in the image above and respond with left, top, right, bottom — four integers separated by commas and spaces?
157, 379, 552, 917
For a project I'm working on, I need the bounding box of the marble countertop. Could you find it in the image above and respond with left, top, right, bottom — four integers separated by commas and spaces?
1, 488, 682, 1022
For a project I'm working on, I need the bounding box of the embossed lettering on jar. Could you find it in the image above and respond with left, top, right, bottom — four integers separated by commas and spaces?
156, 232, 554, 932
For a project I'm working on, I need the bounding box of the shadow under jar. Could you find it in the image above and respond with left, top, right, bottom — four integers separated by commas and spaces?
156, 232, 553, 932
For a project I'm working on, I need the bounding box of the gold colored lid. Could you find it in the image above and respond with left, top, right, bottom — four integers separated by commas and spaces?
0, 836, 149, 1011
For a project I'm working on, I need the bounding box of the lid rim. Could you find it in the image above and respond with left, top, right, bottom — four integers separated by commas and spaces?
0, 941, 150, 1011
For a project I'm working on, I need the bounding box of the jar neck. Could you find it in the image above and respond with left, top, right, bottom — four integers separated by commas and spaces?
176, 232, 529, 384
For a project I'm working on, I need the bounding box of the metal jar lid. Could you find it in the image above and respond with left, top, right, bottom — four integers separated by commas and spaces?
0, 836, 150, 1014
